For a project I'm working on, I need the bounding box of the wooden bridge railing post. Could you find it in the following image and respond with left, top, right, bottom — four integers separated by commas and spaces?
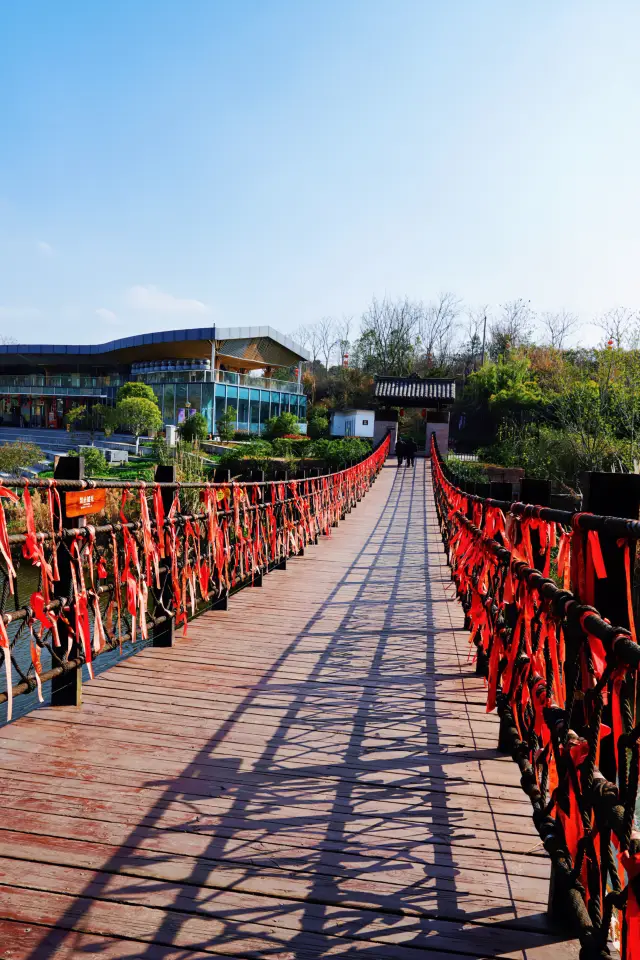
51, 454, 85, 706
488, 481, 513, 502
520, 478, 551, 507
152, 464, 176, 647
580, 471, 640, 629
578, 471, 640, 785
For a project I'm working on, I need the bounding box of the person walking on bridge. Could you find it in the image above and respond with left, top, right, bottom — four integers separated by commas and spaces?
404, 436, 417, 468
395, 436, 405, 467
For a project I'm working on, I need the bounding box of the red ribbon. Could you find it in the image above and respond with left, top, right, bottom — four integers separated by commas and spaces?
619, 847, 640, 959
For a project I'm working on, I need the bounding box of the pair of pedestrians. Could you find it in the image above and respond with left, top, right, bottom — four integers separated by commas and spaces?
396, 436, 417, 467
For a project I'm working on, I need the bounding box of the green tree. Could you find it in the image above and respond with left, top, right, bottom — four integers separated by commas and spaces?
0, 441, 44, 476
217, 405, 237, 441
117, 382, 159, 404
178, 411, 209, 442
65, 405, 87, 431
92, 403, 119, 437
264, 412, 300, 439
307, 406, 329, 439
116, 397, 163, 450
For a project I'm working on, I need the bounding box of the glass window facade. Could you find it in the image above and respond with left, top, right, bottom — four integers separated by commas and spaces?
237, 388, 249, 433
117, 377, 307, 436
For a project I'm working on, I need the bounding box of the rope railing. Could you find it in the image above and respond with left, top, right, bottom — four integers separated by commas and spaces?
431, 436, 640, 960
0, 435, 390, 721
441, 455, 640, 542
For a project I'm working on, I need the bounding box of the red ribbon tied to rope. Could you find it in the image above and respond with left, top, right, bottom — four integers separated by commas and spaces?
0, 485, 19, 594
619, 848, 640, 959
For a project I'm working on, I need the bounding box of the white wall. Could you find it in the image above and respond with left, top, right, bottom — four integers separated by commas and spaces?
426, 419, 450, 455
331, 410, 375, 439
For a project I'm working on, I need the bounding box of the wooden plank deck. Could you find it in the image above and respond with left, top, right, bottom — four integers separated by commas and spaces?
0, 460, 580, 959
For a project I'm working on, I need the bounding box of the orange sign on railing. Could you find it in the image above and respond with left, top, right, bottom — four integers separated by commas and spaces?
65, 489, 107, 518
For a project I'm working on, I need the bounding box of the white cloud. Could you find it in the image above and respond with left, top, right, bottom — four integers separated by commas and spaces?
126, 284, 209, 314
0, 306, 41, 320
36, 240, 54, 257
95, 307, 119, 324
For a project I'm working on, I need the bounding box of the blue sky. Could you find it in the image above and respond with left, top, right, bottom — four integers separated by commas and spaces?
1, 0, 639, 346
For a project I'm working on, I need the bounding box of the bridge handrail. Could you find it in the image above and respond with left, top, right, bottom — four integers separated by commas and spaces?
0, 435, 390, 721
442, 444, 640, 542
431, 434, 640, 959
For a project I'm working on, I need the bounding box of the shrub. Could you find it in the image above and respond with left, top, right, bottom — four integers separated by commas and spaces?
151, 436, 173, 465
217, 440, 273, 473
445, 456, 487, 484
272, 437, 312, 458
264, 412, 300, 439
0, 441, 44, 477
308, 416, 329, 439
307, 406, 329, 440
6, 488, 50, 533
178, 411, 208, 442
75, 447, 109, 477
307, 438, 370, 469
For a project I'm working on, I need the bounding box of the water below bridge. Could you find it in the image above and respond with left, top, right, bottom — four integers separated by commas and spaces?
0, 460, 579, 958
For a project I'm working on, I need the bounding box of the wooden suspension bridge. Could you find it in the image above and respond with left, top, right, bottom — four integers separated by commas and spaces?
0, 460, 580, 958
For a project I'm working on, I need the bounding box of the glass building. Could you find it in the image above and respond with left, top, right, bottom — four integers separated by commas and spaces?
0, 326, 309, 435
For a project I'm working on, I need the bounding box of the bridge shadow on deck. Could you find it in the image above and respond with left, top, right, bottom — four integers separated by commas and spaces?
21, 461, 577, 959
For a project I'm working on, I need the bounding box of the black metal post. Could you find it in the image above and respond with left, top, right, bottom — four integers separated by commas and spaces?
489, 481, 513, 501
578, 472, 640, 784
520, 478, 551, 507
152, 464, 176, 647
51, 455, 85, 706
580, 472, 640, 628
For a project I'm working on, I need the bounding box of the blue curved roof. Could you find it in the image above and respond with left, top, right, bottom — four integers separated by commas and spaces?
0, 325, 309, 364
0, 326, 218, 356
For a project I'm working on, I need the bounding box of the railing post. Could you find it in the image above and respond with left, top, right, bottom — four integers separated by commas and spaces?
152, 464, 176, 647
51, 455, 84, 706
579, 472, 640, 783
580, 471, 640, 627
488, 481, 513, 502
520, 478, 551, 507
475, 480, 490, 499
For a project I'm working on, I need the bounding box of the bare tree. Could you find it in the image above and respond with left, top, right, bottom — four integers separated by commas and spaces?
419, 292, 461, 365
316, 316, 337, 371
540, 310, 579, 349
291, 325, 310, 351
336, 315, 353, 365
596, 307, 639, 348
306, 322, 322, 369
355, 296, 421, 376
488, 299, 535, 358
461, 305, 489, 368
0, 336, 18, 345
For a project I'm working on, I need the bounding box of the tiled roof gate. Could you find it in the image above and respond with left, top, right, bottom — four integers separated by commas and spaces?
374, 374, 456, 402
